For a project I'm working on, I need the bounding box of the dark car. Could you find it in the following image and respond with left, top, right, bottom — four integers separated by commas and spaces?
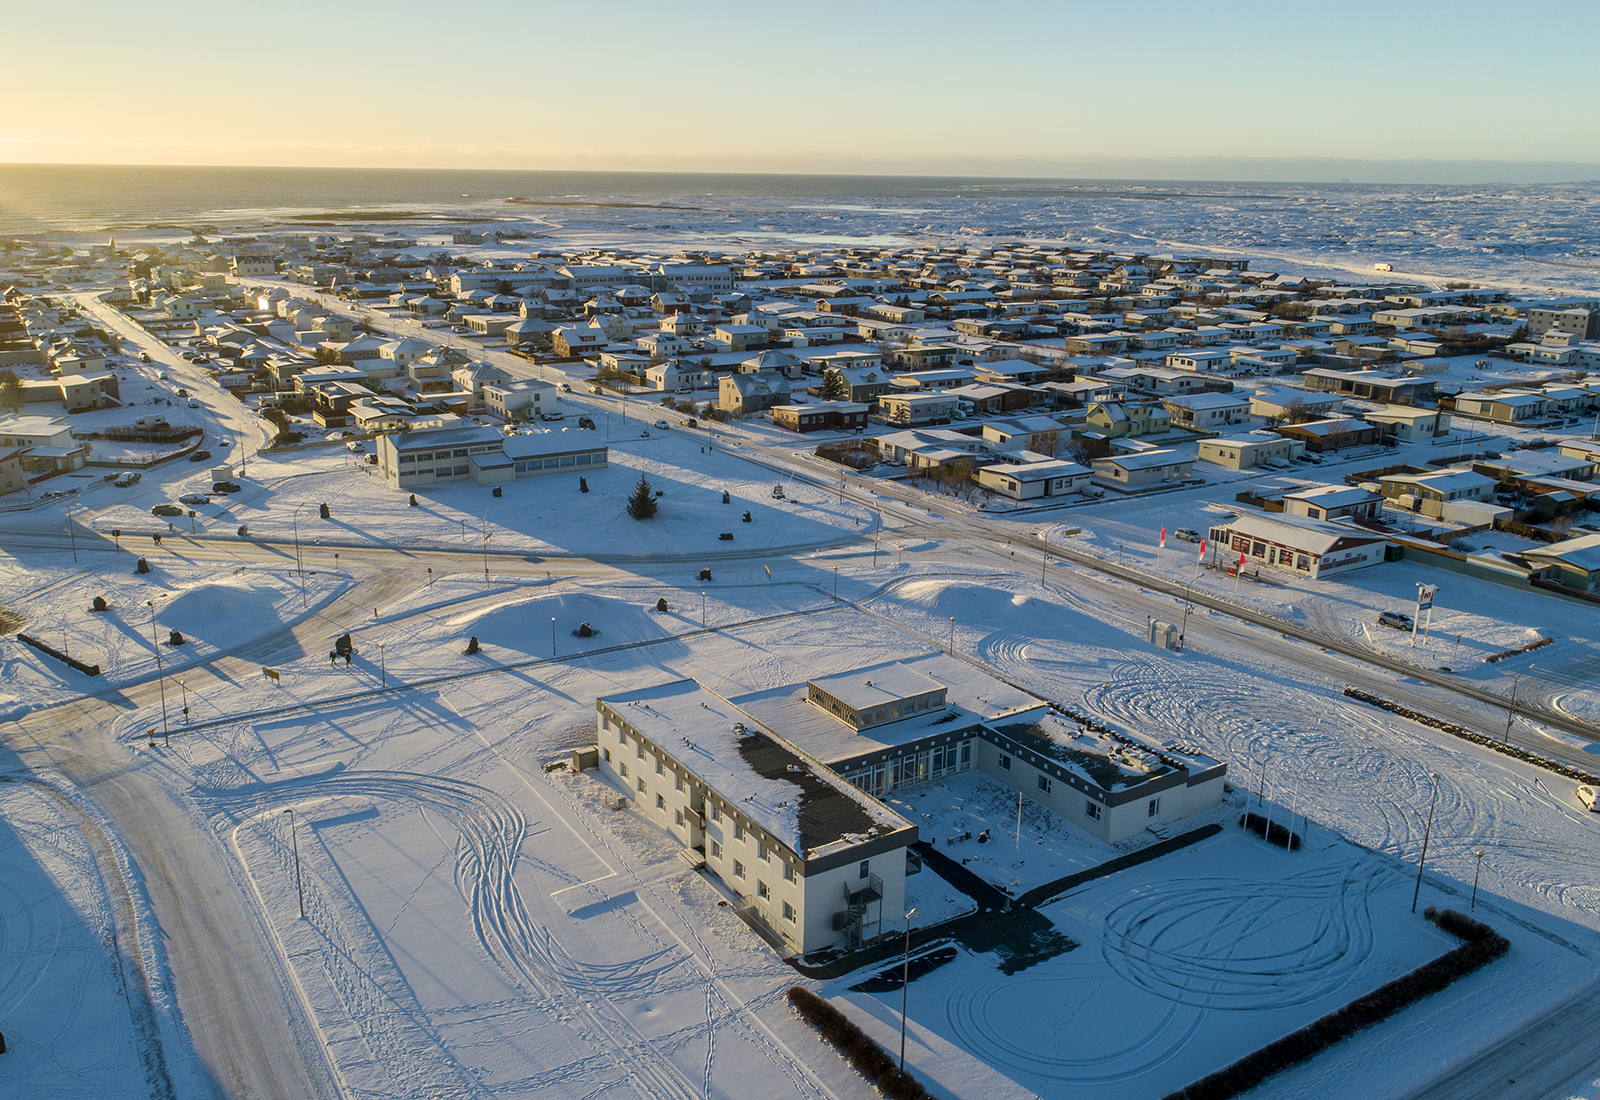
577, 416, 596, 430
212, 481, 243, 494
188, 449, 212, 461
151, 503, 184, 517
178, 493, 210, 506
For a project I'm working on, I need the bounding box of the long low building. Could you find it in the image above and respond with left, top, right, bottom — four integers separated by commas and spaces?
1197, 433, 1304, 470
378, 421, 607, 488
1207, 512, 1392, 579
593, 654, 1225, 955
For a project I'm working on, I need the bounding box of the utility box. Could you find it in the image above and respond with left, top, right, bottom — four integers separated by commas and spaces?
570, 747, 598, 772
1148, 619, 1178, 649
211, 465, 234, 484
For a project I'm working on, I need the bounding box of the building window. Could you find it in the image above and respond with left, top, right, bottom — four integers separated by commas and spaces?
783, 863, 796, 883
655, 757, 663, 775
675, 773, 684, 791
998, 753, 1011, 771
758, 842, 770, 862
1037, 774, 1052, 794
1086, 800, 1102, 821
620, 763, 628, 778
960, 741, 972, 767
1148, 798, 1160, 818
783, 901, 795, 922
733, 860, 745, 879
859, 860, 870, 880
636, 741, 644, 759
637, 778, 646, 793
757, 881, 770, 899
734, 822, 745, 841
656, 794, 665, 810
675, 809, 684, 826
710, 805, 721, 822
711, 841, 721, 859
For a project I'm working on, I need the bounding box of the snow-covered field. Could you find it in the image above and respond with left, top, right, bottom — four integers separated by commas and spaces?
59, 564, 1599, 1100
0, 556, 346, 718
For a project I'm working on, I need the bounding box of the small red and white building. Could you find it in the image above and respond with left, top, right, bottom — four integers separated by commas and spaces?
1206, 512, 1392, 579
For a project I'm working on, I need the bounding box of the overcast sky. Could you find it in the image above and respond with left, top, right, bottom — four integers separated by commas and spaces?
5, 0, 1599, 182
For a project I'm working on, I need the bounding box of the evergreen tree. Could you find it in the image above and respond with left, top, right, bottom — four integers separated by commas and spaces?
819, 369, 849, 401
626, 472, 658, 520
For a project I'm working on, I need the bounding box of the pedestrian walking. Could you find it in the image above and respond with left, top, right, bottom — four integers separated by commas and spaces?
329, 651, 336, 667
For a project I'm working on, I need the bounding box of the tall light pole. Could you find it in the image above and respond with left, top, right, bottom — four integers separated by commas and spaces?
1503, 665, 1535, 742
948, 616, 955, 656
1471, 849, 1485, 911
66, 501, 78, 562
292, 503, 308, 607
551, 616, 556, 657
1411, 773, 1440, 913
378, 641, 386, 686
146, 598, 169, 742
701, 591, 706, 628
482, 532, 492, 584
284, 808, 305, 919
899, 908, 918, 1072
179, 678, 189, 724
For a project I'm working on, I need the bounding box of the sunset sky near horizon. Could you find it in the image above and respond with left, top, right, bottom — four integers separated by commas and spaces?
5, 0, 1600, 182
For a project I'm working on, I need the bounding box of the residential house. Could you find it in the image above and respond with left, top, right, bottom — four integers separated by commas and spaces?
720, 371, 792, 415
1378, 469, 1497, 518
770, 402, 870, 433
1282, 485, 1383, 521
1274, 417, 1379, 453
877, 391, 959, 427
1161, 392, 1251, 431
1196, 433, 1304, 470
1091, 449, 1194, 490
977, 459, 1093, 500
1086, 401, 1171, 438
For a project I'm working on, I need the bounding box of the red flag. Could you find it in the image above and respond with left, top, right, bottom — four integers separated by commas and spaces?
1159, 525, 1167, 549
1198, 538, 1206, 559
1238, 550, 1246, 572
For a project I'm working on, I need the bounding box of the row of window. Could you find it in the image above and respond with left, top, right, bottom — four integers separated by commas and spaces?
512, 452, 601, 473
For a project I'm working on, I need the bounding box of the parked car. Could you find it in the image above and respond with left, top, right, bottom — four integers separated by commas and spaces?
188, 449, 212, 461
212, 481, 243, 494
364, 453, 378, 465
151, 503, 184, 517
345, 440, 366, 453
158, 371, 169, 380
1579, 785, 1598, 812
540, 411, 565, 422
1377, 611, 1413, 630
577, 416, 596, 430
652, 419, 670, 429
188, 400, 201, 409
114, 471, 142, 487
1174, 528, 1201, 543
680, 418, 698, 428
139, 352, 151, 362
559, 382, 573, 392
178, 493, 210, 506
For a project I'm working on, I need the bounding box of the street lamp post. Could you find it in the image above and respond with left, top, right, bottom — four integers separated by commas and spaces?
292, 503, 308, 607
179, 678, 189, 724
284, 809, 305, 919
1504, 665, 1536, 742
1411, 773, 1440, 913
482, 532, 492, 584
66, 502, 78, 563
1471, 849, 1485, 911
701, 591, 706, 628
899, 908, 918, 1072
378, 641, 386, 686
949, 616, 955, 656
551, 617, 557, 657
147, 599, 169, 742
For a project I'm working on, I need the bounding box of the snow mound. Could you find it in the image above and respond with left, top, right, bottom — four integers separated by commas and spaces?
157, 580, 283, 638
446, 592, 682, 655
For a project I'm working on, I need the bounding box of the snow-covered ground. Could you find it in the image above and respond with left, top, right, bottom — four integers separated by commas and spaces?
0, 555, 347, 718
63, 563, 1600, 1100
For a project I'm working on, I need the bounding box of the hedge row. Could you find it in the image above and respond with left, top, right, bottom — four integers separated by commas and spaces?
1484, 635, 1553, 663
1162, 908, 1509, 1100
787, 987, 931, 1100
1343, 688, 1600, 786
16, 632, 101, 676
